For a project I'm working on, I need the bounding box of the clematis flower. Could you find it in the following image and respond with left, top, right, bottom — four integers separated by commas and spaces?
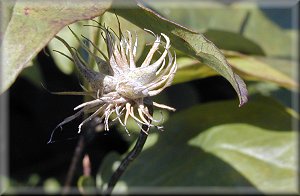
50, 21, 177, 140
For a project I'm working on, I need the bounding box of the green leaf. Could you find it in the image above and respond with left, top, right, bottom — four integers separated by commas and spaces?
247, 82, 280, 96
190, 124, 297, 193
149, 1, 247, 33
112, 96, 297, 194
154, 2, 294, 58
255, 56, 297, 80
227, 56, 298, 90
237, 4, 294, 58
174, 54, 297, 90
0, 1, 15, 41
1, 0, 112, 93
113, 2, 248, 106
173, 57, 217, 84
203, 30, 265, 55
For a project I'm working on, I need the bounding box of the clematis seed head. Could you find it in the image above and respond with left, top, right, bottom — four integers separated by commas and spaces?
49, 21, 177, 142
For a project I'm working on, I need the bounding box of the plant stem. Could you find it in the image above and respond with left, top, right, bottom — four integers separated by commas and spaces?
62, 135, 85, 195
105, 130, 148, 195
105, 105, 153, 195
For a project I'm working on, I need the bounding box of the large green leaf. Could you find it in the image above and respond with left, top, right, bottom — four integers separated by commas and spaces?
113, 2, 248, 106
0, 1, 15, 42
98, 96, 297, 194
190, 124, 296, 193
1, 0, 112, 93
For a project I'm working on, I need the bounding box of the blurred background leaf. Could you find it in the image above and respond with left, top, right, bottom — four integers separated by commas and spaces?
203, 30, 265, 55
43, 178, 61, 194
173, 53, 297, 90
227, 55, 297, 89
47, 23, 84, 75
77, 176, 96, 195
153, 1, 294, 58
47, 11, 147, 75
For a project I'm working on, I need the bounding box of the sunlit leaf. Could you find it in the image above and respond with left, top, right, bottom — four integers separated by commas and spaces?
1, 0, 112, 93
0, 0, 15, 41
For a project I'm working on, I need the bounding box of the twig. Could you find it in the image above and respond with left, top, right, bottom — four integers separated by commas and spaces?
104, 105, 153, 195
61, 116, 103, 195
62, 135, 85, 195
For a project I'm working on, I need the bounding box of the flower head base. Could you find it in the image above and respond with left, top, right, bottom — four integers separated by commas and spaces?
50, 21, 177, 141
